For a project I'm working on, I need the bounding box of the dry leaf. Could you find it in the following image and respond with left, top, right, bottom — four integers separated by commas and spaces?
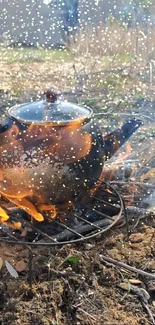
5, 260, 19, 278
119, 282, 131, 291
129, 279, 142, 285
15, 260, 27, 272
0, 257, 3, 270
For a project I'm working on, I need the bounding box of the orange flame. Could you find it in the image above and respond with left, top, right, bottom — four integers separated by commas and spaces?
105, 143, 132, 182
0, 206, 10, 222
114, 143, 132, 164
90, 143, 132, 195
38, 204, 57, 219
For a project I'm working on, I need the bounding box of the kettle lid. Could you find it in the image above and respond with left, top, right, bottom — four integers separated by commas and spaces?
8, 88, 93, 125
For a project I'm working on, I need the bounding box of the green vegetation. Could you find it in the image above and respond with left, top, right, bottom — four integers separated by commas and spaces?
116, 53, 132, 64
83, 99, 99, 108
0, 47, 72, 64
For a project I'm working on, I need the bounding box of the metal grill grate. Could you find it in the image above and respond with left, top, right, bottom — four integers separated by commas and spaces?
0, 181, 125, 286
0, 182, 125, 246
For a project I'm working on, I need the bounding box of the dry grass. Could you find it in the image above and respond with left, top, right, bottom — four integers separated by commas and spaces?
70, 24, 155, 62
0, 25, 155, 120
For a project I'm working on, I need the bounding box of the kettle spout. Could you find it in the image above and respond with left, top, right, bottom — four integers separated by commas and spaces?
103, 119, 142, 160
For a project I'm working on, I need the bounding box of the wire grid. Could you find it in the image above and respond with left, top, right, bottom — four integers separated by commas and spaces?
0, 181, 125, 286
0, 182, 124, 247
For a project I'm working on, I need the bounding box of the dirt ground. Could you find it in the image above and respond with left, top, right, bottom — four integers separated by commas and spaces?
0, 48, 155, 325
1, 219, 155, 325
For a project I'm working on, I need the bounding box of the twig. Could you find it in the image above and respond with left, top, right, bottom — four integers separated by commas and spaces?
94, 112, 155, 122
130, 285, 155, 324
125, 206, 149, 215
53, 218, 112, 241
78, 308, 97, 321
100, 255, 155, 279
120, 283, 155, 324
27, 247, 33, 288
142, 301, 155, 325
110, 181, 155, 189
130, 285, 150, 303
130, 214, 143, 230
129, 207, 154, 231
50, 268, 83, 278
125, 206, 155, 221
122, 197, 129, 238
117, 205, 152, 228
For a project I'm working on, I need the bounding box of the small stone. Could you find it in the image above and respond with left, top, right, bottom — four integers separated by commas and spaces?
15, 260, 27, 272
64, 267, 72, 272
85, 243, 94, 250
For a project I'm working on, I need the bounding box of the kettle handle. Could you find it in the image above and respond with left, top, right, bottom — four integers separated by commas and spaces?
44, 88, 60, 102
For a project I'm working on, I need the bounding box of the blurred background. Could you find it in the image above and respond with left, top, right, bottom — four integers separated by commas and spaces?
0, 0, 155, 105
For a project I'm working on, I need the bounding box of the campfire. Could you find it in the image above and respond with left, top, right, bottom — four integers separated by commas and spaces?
1, 113, 155, 242
0, 181, 122, 242
0, 111, 153, 247
0, 141, 155, 244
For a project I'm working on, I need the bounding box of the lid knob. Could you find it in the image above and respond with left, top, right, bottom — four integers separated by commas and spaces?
44, 88, 60, 102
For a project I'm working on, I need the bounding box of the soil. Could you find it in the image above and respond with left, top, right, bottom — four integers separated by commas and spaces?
1, 220, 155, 325
1, 50, 155, 325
